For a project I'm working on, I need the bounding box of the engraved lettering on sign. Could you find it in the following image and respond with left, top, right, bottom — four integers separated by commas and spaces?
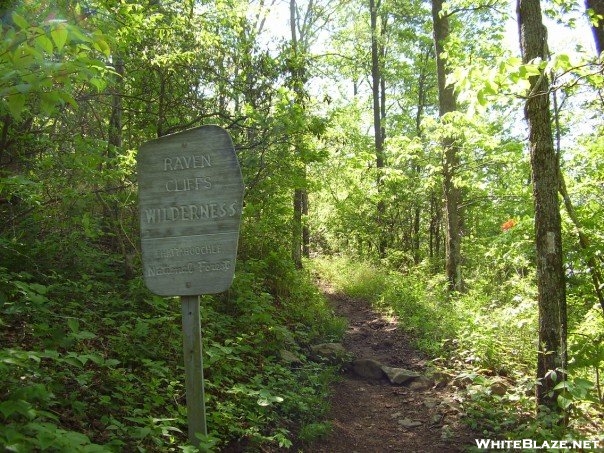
146, 263, 196, 277
163, 155, 211, 171
197, 260, 231, 273
145, 260, 232, 277
143, 202, 238, 223
155, 244, 222, 259
165, 177, 212, 192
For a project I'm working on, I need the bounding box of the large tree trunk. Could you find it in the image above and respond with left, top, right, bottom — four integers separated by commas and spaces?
585, 0, 604, 55
517, 0, 567, 413
370, 0, 386, 258
431, 0, 463, 292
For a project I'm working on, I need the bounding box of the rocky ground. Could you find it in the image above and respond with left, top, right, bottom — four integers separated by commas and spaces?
305, 284, 479, 452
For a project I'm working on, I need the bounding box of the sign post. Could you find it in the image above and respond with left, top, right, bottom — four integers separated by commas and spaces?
181, 295, 206, 442
137, 125, 244, 446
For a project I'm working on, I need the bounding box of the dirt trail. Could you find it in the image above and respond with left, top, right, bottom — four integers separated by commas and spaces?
307, 284, 477, 452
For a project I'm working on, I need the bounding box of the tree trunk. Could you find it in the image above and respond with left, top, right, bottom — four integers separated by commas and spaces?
412, 46, 431, 265
552, 84, 604, 314
370, 0, 386, 258
302, 189, 310, 258
585, 0, 604, 55
412, 205, 421, 264
289, 0, 307, 269
104, 55, 134, 278
429, 193, 442, 260
293, 187, 304, 268
517, 0, 567, 413
559, 171, 604, 313
431, 0, 463, 292
157, 70, 167, 138
108, 56, 124, 157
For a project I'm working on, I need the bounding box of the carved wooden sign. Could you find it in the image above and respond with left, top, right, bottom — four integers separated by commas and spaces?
137, 125, 244, 296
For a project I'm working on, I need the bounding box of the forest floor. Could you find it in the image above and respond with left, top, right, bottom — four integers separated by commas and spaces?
304, 283, 479, 452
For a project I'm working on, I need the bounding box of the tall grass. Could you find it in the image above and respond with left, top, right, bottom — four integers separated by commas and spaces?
312, 256, 537, 373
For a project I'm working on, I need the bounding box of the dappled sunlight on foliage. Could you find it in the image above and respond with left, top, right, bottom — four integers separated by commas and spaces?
313, 255, 604, 441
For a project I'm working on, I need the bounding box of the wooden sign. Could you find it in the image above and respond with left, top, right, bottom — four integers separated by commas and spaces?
137, 125, 244, 446
137, 125, 244, 296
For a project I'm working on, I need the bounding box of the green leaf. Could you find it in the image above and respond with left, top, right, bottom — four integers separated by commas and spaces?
35, 35, 54, 54
133, 427, 152, 439
28, 283, 47, 294
63, 356, 83, 368
59, 91, 78, 108
524, 64, 541, 77
51, 24, 68, 52
73, 330, 96, 340
37, 428, 57, 450
557, 396, 572, 410
257, 389, 284, 406
477, 90, 487, 107
105, 359, 120, 367
89, 78, 106, 92
15, 83, 31, 94
93, 38, 111, 57
67, 318, 80, 333
83, 353, 104, 365
26, 352, 41, 363
12, 12, 29, 30
484, 80, 498, 95
40, 91, 60, 115
0, 399, 31, 419
7, 93, 26, 119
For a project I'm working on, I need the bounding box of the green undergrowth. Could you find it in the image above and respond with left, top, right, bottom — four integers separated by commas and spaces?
0, 253, 345, 452
312, 256, 604, 444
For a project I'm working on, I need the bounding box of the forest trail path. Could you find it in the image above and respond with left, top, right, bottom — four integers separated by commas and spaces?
306, 283, 477, 452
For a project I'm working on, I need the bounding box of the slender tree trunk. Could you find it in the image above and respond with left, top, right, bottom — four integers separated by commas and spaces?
517, 0, 567, 413
302, 189, 310, 258
559, 171, 604, 313
429, 193, 442, 260
108, 56, 124, 157
157, 70, 166, 138
429, 197, 435, 259
585, 0, 604, 54
412, 45, 433, 265
412, 205, 421, 264
552, 85, 604, 314
289, 0, 307, 268
431, 0, 463, 292
293, 187, 304, 268
104, 55, 133, 277
370, 0, 386, 258
0, 114, 10, 167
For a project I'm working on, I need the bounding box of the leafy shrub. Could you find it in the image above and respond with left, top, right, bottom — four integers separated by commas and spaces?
1, 247, 344, 451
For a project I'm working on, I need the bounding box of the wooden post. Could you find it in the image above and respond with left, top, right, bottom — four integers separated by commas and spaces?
181, 295, 207, 446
